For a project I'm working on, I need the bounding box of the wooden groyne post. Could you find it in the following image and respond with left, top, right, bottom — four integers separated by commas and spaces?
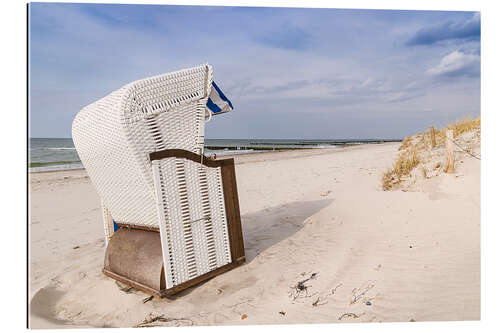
445, 129, 454, 173
430, 126, 436, 148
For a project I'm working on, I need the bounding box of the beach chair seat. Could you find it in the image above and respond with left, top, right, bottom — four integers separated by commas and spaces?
72, 65, 245, 297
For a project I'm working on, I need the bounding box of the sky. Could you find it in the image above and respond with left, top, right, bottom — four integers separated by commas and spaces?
29, 3, 480, 139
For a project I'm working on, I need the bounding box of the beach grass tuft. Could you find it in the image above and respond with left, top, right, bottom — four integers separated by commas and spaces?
398, 136, 412, 151
449, 117, 481, 138
383, 116, 480, 190
382, 149, 420, 190
434, 117, 481, 146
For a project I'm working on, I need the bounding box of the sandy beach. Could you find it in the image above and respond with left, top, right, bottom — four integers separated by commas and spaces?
28, 141, 480, 328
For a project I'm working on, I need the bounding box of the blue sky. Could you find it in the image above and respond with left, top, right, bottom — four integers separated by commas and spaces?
29, 3, 480, 139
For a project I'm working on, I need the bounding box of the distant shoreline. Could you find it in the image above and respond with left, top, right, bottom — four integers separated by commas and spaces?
204, 139, 402, 151
29, 141, 401, 174
29, 139, 403, 173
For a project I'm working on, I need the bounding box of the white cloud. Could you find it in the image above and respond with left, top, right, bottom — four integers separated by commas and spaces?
427, 50, 480, 77
29, 4, 481, 138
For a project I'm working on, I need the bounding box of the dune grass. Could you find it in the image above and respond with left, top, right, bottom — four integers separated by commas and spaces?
382, 116, 479, 190
398, 136, 412, 151
382, 149, 420, 190
432, 117, 481, 146
450, 117, 481, 137
438, 117, 481, 144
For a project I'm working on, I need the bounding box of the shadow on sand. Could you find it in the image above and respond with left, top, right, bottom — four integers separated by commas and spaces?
241, 199, 333, 261
168, 199, 333, 298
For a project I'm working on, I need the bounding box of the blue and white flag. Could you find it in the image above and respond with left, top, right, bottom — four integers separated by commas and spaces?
206, 81, 234, 115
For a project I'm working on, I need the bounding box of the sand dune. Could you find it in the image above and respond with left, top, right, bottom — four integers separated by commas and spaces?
28, 142, 480, 328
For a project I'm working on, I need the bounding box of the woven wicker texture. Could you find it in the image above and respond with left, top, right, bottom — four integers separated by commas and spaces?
101, 200, 114, 244
72, 65, 232, 288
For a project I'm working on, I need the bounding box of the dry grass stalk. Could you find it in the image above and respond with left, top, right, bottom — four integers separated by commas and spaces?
449, 117, 480, 137
338, 312, 365, 320
351, 283, 375, 304
382, 149, 420, 190
398, 136, 412, 151
134, 314, 193, 327
430, 126, 436, 148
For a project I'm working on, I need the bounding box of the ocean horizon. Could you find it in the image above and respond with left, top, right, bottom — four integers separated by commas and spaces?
29, 137, 402, 172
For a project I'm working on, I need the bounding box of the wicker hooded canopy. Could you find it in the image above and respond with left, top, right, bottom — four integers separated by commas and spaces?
72, 65, 244, 294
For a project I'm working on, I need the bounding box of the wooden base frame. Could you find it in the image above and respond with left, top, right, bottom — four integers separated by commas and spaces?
103, 150, 245, 297
104, 258, 245, 298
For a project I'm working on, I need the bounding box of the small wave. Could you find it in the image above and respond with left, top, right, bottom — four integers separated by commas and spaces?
29, 163, 84, 173
30, 160, 81, 168
315, 145, 338, 149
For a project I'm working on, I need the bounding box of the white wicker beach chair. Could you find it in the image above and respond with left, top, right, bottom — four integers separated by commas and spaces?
72, 65, 245, 297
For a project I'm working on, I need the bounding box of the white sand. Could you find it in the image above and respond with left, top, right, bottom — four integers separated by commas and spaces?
29, 142, 480, 328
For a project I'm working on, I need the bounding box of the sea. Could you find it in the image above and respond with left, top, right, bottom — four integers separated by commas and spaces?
29, 137, 401, 172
